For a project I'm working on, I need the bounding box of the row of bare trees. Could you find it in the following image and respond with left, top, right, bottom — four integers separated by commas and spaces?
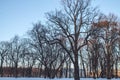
0, 0, 120, 80
87, 14, 120, 79
0, 27, 69, 78
0, 14, 120, 79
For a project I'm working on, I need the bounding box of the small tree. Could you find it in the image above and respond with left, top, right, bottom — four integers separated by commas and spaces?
8, 35, 23, 77
0, 41, 10, 77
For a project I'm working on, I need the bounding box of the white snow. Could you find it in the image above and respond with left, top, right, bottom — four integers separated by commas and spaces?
0, 78, 119, 80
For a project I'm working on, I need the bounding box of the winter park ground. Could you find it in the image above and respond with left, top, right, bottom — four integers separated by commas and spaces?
0, 78, 119, 80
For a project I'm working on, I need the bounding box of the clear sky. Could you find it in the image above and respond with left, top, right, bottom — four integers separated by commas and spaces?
0, 0, 120, 41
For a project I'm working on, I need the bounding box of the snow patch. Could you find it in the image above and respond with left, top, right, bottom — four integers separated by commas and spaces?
0, 78, 119, 80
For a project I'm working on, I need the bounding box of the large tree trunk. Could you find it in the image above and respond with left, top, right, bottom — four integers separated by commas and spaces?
74, 61, 80, 80
74, 51, 80, 80
106, 54, 111, 79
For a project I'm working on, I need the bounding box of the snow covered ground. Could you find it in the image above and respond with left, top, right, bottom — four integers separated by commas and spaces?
0, 78, 119, 80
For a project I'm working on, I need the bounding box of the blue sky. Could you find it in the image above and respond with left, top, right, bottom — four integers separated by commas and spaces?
0, 0, 120, 41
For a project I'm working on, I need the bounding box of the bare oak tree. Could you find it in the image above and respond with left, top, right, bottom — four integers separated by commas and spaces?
46, 0, 98, 80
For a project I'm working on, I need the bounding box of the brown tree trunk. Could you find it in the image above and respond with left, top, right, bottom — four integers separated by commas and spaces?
107, 54, 111, 79
115, 59, 118, 78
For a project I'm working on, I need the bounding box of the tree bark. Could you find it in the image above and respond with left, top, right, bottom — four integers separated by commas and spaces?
74, 60, 80, 80
74, 51, 80, 80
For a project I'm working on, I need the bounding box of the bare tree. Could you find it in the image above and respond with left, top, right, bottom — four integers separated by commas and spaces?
28, 23, 68, 78
46, 0, 98, 80
0, 41, 10, 77
19, 38, 37, 77
91, 13, 120, 79
8, 35, 23, 77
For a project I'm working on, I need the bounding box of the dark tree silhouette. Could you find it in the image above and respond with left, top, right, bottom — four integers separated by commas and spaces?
46, 0, 98, 80
0, 41, 10, 77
